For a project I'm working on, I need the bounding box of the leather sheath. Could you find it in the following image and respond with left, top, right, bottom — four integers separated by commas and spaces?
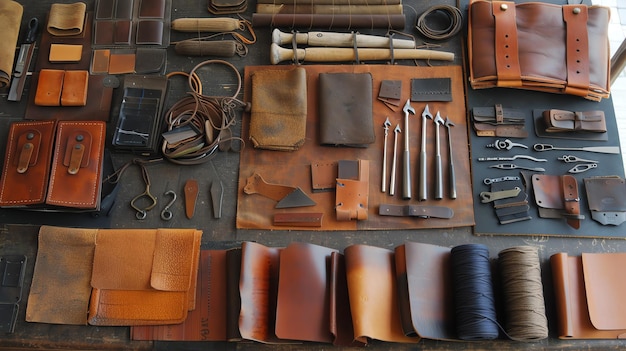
532, 174, 583, 229
468, 1, 610, 101
0, 121, 56, 207
46, 121, 105, 210
379, 204, 454, 219
184, 179, 199, 219
249, 67, 307, 151
252, 13, 406, 29
0, 0, 23, 88
551, 252, 626, 339
584, 176, 626, 225
47, 2, 87, 36
543, 109, 606, 133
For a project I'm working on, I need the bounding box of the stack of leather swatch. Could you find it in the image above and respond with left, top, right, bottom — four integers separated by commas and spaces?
26, 226, 202, 326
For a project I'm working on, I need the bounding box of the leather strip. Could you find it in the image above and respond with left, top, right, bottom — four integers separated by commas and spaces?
184, 179, 199, 219
378, 204, 454, 219
492, 1, 522, 87
563, 5, 590, 97
543, 109, 606, 133
273, 213, 323, 227
561, 175, 582, 229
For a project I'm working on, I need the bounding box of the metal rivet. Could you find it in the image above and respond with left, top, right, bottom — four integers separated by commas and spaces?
573, 7, 581, 14
24, 143, 31, 149
500, 3, 508, 10
74, 144, 82, 150
75, 134, 84, 142
26, 132, 34, 140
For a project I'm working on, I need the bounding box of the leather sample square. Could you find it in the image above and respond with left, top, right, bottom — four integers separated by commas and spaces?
115, 0, 134, 19
60, 70, 89, 106
91, 49, 110, 74
34, 69, 64, 106
94, 20, 115, 45
114, 20, 132, 45
139, 0, 166, 18
108, 53, 136, 74
49, 44, 83, 63
96, 0, 115, 19
136, 20, 164, 45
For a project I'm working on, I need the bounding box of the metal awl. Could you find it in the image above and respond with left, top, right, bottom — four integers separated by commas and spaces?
402, 99, 416, 199
434, 112, 444, 200
382, 117, 392, 193
419, 104, 433, 201
489, 163, 545, 172
390, 124, 401, 196
534, 143, 620, 154
478, 155, 547, 162
445, 117, 456, 199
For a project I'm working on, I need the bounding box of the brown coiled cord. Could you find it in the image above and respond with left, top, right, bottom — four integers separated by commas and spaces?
162, 60, 247, 165
415, 4, 462, 41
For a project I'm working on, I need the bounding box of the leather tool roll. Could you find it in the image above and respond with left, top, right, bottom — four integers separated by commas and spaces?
468, 0, 610, 101
0, 0, 23, 87
47, 2, 87, 36
249, 67, 307, 151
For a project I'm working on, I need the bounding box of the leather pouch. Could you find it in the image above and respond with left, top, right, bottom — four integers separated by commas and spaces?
88, 228, 202, 326
532, 174, 583, 229
584, 176, 626, 226
543, 109, 606, 133
47, 2, 87, 36
468, 0, 610, 101
0, 121, 56, 207
551, 252, 626, 339
319, 72, 374, 147
249, 67, 307, 151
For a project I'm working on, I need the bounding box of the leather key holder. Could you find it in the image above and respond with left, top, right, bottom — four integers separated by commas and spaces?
543, 109, 606, 133
532, 174, 584, 229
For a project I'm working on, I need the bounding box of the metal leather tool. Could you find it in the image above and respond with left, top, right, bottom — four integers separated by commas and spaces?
389, 124, 401, 196
434, 112, 444, 200
568, 163, 598, 174
381, 117, 392, 193
490, 164, 545, 172
486, 139, 528, 150
483, 176, 520, 185
402, 99, 416, 199
244, 173, 316, 208
130, 161, 158, 220
557, 155, 598, 163
444, 117, 456, 199
478, 155, 547, 162
480, 187, 521, 203
160, 191, 176, 221
8, 18, 39, 102
419, 104, 433, 201
533, 143, 620, 154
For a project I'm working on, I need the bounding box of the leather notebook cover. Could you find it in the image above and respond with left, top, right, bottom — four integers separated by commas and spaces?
344, 244, 420, 343
88, 228, 202, 326
45, 121, 105, 210
551, 252, 626, 339
26, 226, 97, 325
319, 72, 374, 147
275, 242, 337, 343
0, 121, 56, 207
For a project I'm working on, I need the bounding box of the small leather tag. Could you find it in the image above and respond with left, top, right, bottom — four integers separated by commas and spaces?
184, 179, 199, 219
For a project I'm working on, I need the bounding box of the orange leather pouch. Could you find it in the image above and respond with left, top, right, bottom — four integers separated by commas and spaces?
34, 69, 64, 106
0, 121, 56, 207
46, 121, 105, 210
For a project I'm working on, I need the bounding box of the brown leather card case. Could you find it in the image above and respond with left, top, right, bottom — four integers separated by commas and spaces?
319, 72, 375, 147
249, 67, 307, 151
551, 252, 626, 339
45, 121, 105, 209
0, 121, 56, 207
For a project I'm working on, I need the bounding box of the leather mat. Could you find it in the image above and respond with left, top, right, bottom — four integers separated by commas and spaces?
238, 65, 474, 231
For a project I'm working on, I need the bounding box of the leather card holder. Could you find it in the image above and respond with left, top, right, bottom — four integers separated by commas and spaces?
46, 121, 106, 210
0, 121, 56, 207
35, 69, 65, 106
410, 78, 452, 102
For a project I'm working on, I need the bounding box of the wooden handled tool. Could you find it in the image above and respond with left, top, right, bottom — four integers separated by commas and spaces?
272, 28, 415, 48
270, 43, 454, 64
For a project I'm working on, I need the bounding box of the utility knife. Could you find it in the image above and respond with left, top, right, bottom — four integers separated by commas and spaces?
8, 18, 39, 102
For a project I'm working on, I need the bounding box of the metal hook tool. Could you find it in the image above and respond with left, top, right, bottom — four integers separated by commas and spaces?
130, 161, 158, 220
160, 191, 177, 220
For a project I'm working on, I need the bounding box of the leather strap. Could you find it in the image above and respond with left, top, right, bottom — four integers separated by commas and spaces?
472, 105, 527, 138
273, 213, 323, 227
543, 109, 606, 132
492, 1, 521, 87
561, 175, 582, 229
184, 179, 199, 219
563, 5, 590, 97
378, 204, 454, 219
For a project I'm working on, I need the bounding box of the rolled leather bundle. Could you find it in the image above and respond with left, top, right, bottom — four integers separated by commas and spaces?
0, 0, 23, 87
468, 0, 610, 101
252, 13, 405, 30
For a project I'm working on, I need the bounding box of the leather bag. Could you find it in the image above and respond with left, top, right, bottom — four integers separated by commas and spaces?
468, 0, 610, 101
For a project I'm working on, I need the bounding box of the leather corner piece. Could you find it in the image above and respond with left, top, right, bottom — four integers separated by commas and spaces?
34, 69, 64, 106
61, 70, 89, 106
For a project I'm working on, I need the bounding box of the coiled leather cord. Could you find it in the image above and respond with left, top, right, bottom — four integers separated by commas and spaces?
450, 244, 500, 340
162, 60, 247, 165
415, 4, 463, 41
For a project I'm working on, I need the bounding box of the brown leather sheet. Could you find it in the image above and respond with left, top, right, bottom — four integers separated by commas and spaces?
238, 64, 474, 231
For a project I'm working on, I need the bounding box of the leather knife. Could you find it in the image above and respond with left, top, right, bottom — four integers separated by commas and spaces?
8, 18, 39, 102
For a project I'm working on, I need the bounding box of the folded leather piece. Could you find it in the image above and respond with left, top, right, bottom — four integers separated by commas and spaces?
468, 1, 610, 101
472, 104, 528, 138
543, 109, 606, 133
0, 0, 23, 88
551, 252, 626, 339
0, 121, 56, 207
319, 72, 374, 147
249, 67, 307, 151
47, 2, 87, 36
584, 176, 626, 226
532, 174, 583, 229
26, 226, 98, 325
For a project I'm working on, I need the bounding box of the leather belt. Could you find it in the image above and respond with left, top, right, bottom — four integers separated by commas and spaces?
378, 204, 454, 219
543, 109, 606, 133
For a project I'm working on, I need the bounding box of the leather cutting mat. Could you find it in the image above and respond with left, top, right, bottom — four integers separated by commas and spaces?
237, 64, 474, 231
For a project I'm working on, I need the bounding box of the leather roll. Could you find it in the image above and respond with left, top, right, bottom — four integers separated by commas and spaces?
0, 0, 23, 87
252, 13, 406, 29
256, 4, 403, 15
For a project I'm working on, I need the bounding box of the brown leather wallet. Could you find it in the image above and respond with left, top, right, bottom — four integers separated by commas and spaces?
543, 109, 607, 133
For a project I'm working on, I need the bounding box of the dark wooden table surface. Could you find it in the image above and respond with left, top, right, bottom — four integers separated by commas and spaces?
2, 0, 626, 350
